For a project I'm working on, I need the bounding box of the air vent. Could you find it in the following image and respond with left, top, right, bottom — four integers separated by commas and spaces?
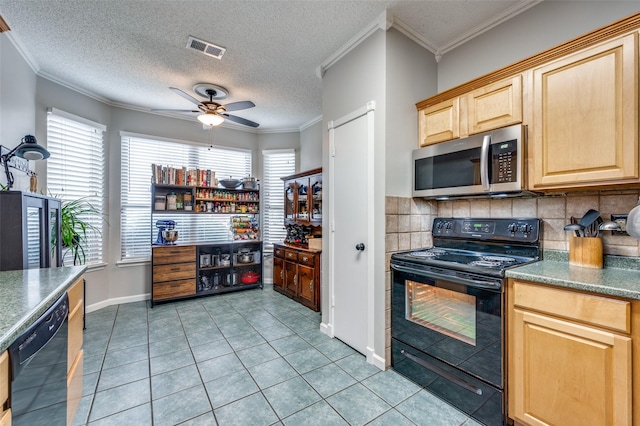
186, 36, 226, 60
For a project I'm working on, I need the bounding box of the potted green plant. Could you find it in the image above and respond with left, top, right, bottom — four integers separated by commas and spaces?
57, 197, 107, 265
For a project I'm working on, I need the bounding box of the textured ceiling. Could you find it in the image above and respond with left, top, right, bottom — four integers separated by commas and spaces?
0, 0, 539, 132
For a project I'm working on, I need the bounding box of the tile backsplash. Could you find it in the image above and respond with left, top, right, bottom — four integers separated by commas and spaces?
385, 189, 640, 258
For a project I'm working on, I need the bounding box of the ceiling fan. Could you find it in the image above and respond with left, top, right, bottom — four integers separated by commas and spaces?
152, 83, 259, 128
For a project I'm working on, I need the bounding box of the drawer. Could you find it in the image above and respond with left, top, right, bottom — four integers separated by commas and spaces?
67, 350, 83, 426
153, 245, 196, 265
68, 277, 84, 312
68, 303, 83, 372
153, 279, 196, 300
0, 351, 7, 406
298, 252, 315, 267
284, 249, 298, 262
153, 263, 196, 283
512, 280, 631, 334
274, 246, 285, 259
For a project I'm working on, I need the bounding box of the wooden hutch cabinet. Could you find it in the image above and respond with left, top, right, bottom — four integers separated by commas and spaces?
273, 244, 320, 312
275, 168, 322, 311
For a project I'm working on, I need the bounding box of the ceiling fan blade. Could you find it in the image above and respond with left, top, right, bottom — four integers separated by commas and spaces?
222, 113, 260, 128
169, 87, 202, 106
151, 108, 200, 113
223, 101, 255, 112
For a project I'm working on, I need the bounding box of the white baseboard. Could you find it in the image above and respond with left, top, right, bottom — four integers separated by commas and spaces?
86, 293, 150, 314
320, 322, 333, 337
369, 351, 386, 370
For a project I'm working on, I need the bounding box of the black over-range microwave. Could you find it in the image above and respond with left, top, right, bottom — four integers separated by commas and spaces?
412, 124, 530, 199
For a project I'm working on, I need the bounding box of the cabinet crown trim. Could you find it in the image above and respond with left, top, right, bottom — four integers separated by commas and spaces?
417, 11, 640, 109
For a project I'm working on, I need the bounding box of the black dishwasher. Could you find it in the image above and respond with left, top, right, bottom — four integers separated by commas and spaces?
9, 293, 69, 425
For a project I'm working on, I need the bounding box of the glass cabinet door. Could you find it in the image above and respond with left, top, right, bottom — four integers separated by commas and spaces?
24, 196, 46, 269
48, 198, 62, 267
285, 181, 296, 220
296, 178, 309, 220
310, 174, 322, 223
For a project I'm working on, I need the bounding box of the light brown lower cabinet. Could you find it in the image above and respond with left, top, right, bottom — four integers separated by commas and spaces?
508, 279, 637, 426
67, 277, 85, 426
273, 244, 320, 311
0, 350, 9, 426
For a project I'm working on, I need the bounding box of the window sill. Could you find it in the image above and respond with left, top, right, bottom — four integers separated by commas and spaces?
116, 258, 151, 268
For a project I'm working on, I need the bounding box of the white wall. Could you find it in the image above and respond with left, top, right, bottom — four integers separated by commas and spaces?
385, 28, 436, 197
321, 28, 387, 362
438, 1, 640, 91
299, 119, 323, 171
0, 35, 37, 191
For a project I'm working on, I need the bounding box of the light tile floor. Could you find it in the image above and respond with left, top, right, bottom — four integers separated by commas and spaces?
74, 286, 481, 426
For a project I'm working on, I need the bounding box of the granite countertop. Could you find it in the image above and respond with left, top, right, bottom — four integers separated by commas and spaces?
0, 266, 86, 353
506, 259, 640, 300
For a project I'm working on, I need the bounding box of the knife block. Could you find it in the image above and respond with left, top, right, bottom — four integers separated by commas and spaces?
569, 236, 603, 269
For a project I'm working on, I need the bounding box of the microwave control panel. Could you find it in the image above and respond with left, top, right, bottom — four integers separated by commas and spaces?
491, 140, 517, 183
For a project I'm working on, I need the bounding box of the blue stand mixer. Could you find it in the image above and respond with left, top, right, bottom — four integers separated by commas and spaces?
155, 220, 177, 245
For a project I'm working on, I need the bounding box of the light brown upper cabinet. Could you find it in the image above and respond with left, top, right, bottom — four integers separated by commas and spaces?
467, 75, 522, 135
418, 97, 461, 146
417, 75, 522, 147
529, 32, 639, 190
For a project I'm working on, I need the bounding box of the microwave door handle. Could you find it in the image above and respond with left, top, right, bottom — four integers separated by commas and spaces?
480, 134, 491, 191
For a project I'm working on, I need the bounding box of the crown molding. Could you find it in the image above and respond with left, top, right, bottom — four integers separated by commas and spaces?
316, 9, 391, 79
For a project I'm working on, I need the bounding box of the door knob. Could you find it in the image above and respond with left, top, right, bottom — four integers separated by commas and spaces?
355, 243, 365, 251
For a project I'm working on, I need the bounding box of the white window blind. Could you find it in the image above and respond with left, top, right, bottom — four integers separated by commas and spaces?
121, 134, 252, 260
262, 149, 295, 251
47, 109, 106, 266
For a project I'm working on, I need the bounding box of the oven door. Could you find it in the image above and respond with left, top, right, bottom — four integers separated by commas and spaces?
391, 261, 506, 426
390, 261, 503, 388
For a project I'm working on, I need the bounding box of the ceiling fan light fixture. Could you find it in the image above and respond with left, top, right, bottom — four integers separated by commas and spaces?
197, 112, 224, 126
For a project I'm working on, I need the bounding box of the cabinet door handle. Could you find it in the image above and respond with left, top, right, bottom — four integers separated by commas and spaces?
280, 270, 284, 280
310, 280, 314, 292
294, 275, 298, 286
171, 267, 181, 272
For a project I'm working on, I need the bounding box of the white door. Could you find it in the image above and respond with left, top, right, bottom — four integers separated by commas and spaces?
328, 102, 375, 356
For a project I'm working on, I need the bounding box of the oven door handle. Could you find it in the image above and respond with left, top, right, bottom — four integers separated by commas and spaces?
391, 263, 501, 290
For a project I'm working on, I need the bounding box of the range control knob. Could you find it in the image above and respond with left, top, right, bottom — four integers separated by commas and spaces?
444, 221, 453, 230
507, 223, 518, 233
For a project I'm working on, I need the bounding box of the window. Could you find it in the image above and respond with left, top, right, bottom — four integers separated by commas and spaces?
120, 133, 252, 260
47, 108, 106, 266
262, 149, 295, 251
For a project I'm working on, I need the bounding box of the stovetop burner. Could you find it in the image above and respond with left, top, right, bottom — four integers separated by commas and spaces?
470, 260, 503, 268
391, 217, 541, 277
408, 248, 447, 258
480, 255, 516, 263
